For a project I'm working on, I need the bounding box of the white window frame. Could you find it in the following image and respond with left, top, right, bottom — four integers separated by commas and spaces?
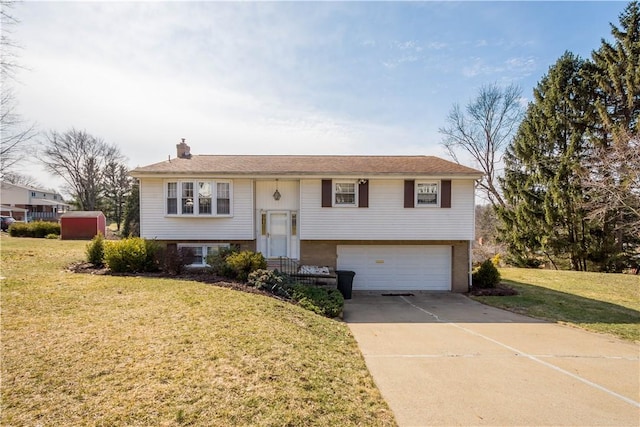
415, 181, 440, 207
165, 180, 233, 217
333, 180, 358, 207
178, 243, 231, 267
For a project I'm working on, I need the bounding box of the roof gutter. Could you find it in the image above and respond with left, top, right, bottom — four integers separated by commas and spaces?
129, 171, 485, 180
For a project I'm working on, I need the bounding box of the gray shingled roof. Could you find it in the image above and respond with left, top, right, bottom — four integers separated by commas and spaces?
130, 155, 482, 177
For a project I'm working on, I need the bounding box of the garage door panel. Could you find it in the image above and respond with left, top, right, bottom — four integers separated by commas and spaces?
337, 245, 451, 291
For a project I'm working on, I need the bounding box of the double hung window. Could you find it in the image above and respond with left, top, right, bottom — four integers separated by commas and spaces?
217, 182, 230, 215
166, 180, 232, 216
334, 181, 356, 206
416, 182, 439, 206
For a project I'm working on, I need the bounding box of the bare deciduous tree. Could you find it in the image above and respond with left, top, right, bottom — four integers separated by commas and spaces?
582, 130, 640, 235
0, 0, 22, 79
0, 0, 37, 179
39, 129, 124, 210
1, 171, 41, 187
1, 88, 37, 176
439, 83, 524, 208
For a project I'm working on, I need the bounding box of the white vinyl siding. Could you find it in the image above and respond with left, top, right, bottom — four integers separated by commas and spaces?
140, 178, 253, 240
300, 178, 475, 240
337, 245, 451, 291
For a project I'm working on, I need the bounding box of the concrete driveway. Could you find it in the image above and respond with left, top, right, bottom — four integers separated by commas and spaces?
344, 292, 640, 427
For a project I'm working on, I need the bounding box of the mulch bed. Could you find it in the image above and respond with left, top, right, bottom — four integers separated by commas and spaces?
469, 282, 518, 296
66, 262, 282, 298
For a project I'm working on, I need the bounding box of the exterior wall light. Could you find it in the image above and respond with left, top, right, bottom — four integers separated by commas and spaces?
273, 179, 281, 201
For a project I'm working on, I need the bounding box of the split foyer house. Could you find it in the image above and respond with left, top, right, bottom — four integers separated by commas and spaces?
0, 181, 70, 222
130, 141, 483, 293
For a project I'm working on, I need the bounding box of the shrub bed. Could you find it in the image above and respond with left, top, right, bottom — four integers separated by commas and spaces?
245, 269, 344, 318
77, 244, 344, 318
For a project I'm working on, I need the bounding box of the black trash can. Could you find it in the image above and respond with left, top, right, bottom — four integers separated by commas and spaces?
335, 270, 356, 300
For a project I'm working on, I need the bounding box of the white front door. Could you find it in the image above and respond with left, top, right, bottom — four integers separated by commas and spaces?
268, 212, 289, 258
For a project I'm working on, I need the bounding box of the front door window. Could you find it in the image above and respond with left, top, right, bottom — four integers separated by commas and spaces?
268, 212, 288, 258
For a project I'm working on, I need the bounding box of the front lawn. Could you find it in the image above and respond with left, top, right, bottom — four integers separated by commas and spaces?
471, 267, 640, 342
0, 235, 396, 426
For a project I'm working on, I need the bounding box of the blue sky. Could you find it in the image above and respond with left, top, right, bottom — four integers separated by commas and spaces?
10, 1, 627, 189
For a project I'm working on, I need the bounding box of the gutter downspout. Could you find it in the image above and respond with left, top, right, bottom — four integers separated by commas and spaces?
469, 239, 473, 292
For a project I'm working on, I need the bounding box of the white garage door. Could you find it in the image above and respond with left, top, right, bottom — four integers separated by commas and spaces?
337, 245, 451, 291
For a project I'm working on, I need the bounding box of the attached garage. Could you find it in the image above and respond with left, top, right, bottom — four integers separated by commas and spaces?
336, 245, 451, 291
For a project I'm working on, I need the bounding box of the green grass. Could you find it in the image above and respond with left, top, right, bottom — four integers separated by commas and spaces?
471, 267, 640, 342
0, 235, 396, 426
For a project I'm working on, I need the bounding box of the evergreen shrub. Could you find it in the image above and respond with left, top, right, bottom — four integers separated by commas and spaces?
472, 259, 501, 289
225, 250, 267, 282
86, 232, 105, 266
247, 269, 290, 297
206, 247, 237, 278
104, 237, 160, 273
290, 284, 344, 318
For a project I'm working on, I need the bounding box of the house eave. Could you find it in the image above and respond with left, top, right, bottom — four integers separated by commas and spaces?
130, 171, 484, 180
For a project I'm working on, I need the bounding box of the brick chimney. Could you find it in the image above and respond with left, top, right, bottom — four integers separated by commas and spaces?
176, 138, 191, 159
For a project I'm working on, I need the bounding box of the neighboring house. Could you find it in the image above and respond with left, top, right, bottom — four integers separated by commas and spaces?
130, 141, 483, 293
0, 181, 70, 222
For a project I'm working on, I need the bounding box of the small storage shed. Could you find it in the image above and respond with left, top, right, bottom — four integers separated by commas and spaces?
60, 211, 106, 240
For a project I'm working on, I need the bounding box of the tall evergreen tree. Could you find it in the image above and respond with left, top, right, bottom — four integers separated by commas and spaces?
121, 180, 140, 237
583, 1, 640, 270
592, 1, 640, 136
500, 53, 596, 270
102, 161, 131, 231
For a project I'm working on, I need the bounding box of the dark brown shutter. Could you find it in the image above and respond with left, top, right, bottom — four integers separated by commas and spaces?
441, 180, 451, 208
321, 179, 332, 207
358, 180, 369, 208
404, 180, 414, 208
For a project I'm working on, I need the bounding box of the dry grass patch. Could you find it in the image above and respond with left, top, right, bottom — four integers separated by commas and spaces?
1, 235, 396, 426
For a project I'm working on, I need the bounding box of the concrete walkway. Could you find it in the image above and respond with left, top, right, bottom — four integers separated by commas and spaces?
345, 292, 640, 427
